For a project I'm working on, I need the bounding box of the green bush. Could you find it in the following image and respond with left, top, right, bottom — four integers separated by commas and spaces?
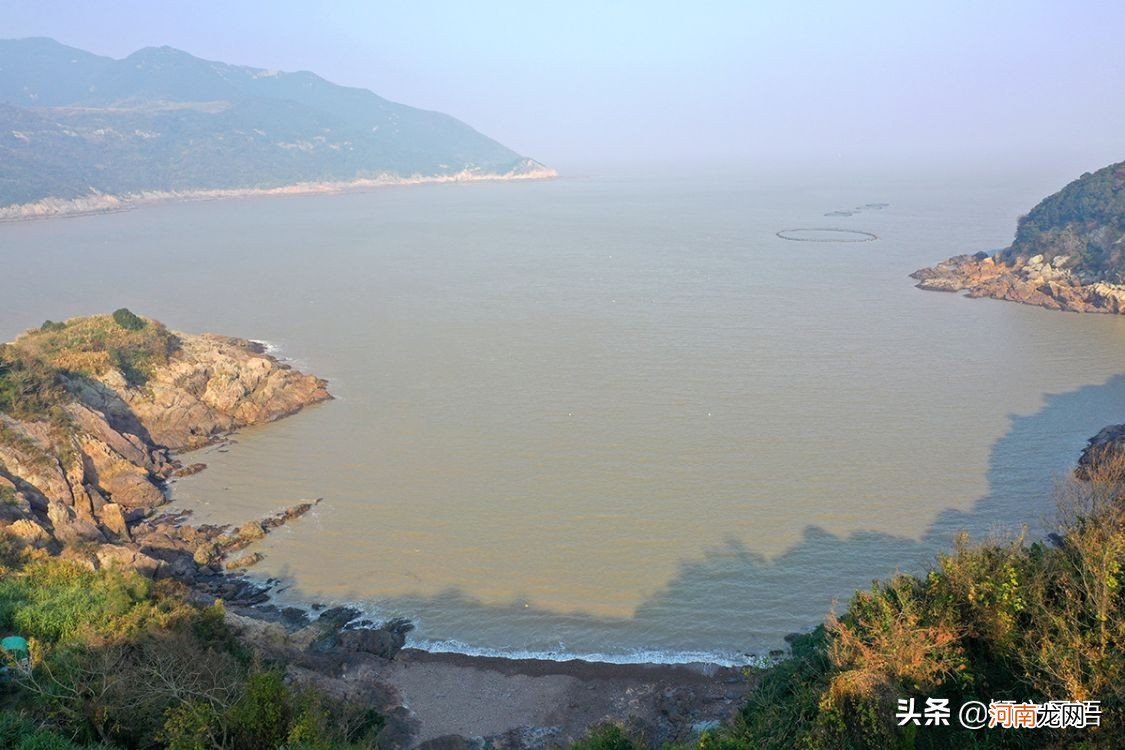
0, 348, 70, 422
0, 560, 149, 645
9, 313, 179, 388
715, 456, 1125, 749
111, 308, 146, 331
570, 724, 643, 750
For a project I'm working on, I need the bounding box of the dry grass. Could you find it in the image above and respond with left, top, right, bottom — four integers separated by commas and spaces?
10, 313, 179, 385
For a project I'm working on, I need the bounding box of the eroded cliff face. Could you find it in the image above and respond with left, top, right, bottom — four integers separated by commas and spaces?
0, 319, 329, 573
910, 251, 1125, 314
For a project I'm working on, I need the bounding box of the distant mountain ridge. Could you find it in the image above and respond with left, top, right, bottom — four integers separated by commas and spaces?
0, 38, 553, 214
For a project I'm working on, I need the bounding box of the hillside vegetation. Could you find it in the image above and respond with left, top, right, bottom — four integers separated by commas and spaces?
0, 38, 549, 210
1002, 161, 1125, 282
597, 452, 1124, 749
0, 549, 384, 749
8, 312, 179, 389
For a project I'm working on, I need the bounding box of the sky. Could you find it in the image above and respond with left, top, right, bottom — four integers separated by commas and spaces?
3, 1, 1125, 174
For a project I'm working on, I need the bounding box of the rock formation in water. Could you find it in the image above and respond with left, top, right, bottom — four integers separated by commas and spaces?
912, 160, 1125, 313
0, 311, 329, 579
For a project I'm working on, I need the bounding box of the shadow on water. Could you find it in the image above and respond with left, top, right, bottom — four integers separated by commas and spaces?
265, 373, 1125, 661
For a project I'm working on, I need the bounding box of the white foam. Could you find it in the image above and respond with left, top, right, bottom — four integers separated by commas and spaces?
406, 636, 768, 668
256, 599, 771, 669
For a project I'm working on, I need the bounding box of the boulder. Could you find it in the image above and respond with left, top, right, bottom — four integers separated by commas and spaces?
238, 520, 266, 541
47, 501, 105, 545
6, 518, 52, 548
96, 545, 162, 578
335, 618, 415, 660
99, 503, 131, 541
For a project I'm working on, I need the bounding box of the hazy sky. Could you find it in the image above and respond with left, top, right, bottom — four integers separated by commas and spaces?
4, 1, 1124, 173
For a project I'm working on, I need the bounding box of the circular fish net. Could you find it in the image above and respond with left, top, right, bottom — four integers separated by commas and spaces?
776, 228, 878, 243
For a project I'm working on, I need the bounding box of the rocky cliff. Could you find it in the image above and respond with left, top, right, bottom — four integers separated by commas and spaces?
912, 160, 1125, 313
0, 312, 329, 575
910, 251, 1125, 313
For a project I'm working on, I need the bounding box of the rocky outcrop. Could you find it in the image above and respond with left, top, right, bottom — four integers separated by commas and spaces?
913, 161, 1125, 314
1077, 424, 1125, 479
67, 333, 330, 451
911, 251, 1125, 313
0, 316, 330, 578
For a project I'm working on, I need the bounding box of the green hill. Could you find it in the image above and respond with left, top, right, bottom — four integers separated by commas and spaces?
1003, 160, 1125, 282
0, 38, 550, 209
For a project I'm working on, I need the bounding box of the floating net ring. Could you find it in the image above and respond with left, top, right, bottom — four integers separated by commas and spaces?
775, 228, 878, 243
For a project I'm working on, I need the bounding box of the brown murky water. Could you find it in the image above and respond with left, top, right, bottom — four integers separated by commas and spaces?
2, 169, 1123, 663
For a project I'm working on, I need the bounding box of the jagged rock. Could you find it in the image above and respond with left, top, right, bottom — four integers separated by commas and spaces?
1077, 423, 1125, 479
912, 252, 1125, 313
85, 484, 108, 512
225, 551, 264, 570
334, 628, 407, 659
238, 520, 266, 541
105, 472, 166, 509
312, 617, 414, 660
193, 542, 221, 567
172, 463, 207, 478
99, 502, 131, 541
6, 518, 52, 547
95, 544, 162, 578
115, 334, 331, 451
47, 500, 105, 545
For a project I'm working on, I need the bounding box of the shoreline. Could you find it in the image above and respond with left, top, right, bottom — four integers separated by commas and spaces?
911, 251, 1125, 314
0, 165, 559, 224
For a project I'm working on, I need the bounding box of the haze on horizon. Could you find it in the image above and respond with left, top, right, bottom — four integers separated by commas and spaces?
4, 0, 1124, 177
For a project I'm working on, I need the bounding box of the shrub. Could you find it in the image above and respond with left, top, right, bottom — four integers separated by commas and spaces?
0, 348, 70, 422
9, 313, 180, 387
111, 308, 145, 331
720, 449, 1125, 749
570, 724, 643, 750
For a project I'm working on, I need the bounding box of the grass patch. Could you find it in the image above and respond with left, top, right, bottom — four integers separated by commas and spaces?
0, 552, 385, 749
9, 312, 179, 388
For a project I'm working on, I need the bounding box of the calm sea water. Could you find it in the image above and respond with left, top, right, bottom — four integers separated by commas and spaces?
2, 169, 1124, 664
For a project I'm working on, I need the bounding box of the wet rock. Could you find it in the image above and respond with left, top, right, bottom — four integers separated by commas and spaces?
193, 542, 221, 566
335, 627, 407, 660
281, 607, 309, 626
238, 520, 266, 541
416, 735, 485, 750
172, 462, 207, 478
318, 606, 362, 630
225, 551, 265, 570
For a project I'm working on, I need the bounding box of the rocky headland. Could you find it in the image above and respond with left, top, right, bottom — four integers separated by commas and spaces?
910, 250, 1125, 313
0, 311, 329, 573
912, 160, 1125, 313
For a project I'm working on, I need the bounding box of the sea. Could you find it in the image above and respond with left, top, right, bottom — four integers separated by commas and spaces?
2, 166, 1124, 665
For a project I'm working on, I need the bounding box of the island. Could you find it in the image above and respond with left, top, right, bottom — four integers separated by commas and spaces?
911, 160, 1125, 313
